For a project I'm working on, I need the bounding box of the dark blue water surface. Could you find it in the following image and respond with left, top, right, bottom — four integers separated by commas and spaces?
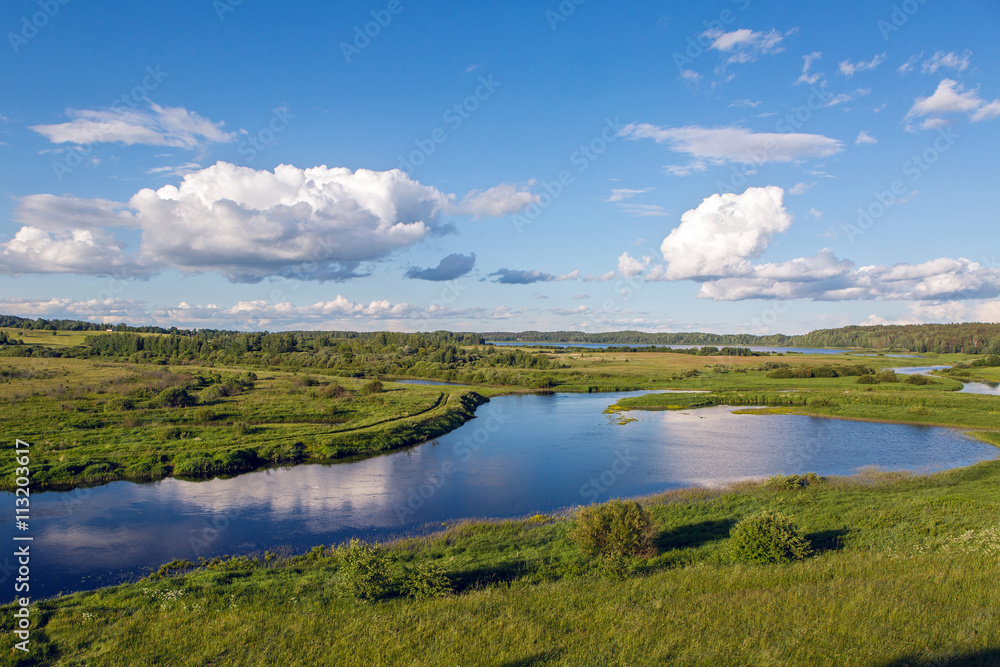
4, 391, 996, 599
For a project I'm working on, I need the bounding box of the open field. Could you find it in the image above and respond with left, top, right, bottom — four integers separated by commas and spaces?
0, 328, 95, 348
5, 460, 999, 665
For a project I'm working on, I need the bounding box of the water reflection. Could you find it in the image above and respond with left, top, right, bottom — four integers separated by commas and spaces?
7, 392, 996, 599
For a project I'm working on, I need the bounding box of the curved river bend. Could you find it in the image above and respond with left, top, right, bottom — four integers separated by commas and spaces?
5, 391, 997, 599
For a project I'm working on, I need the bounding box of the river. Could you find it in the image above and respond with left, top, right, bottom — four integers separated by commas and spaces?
6, 390, 996, 599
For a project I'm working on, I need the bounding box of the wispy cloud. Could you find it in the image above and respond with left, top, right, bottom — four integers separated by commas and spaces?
922, 50, 971, 75
855, 131, 878, 145
621, 123, 842, 173
795, 52, 823, 85
704, 28, 786, 65
905, 79, 1000, 129
30, 102, 236, 149
839, 53, 886, 77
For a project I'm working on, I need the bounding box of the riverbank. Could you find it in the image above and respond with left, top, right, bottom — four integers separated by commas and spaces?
6, 459, 1000, 665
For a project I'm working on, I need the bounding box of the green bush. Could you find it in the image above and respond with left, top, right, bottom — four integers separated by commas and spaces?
730, 511, 812, 564
172, 452, 216, 476
104, 395, 135, 412
767, 368, 795, 379
856, 375, 880, 384
876, 370, 899, 383
570, 499, 654, 560
812, 365, 838, 378
360, 380, 384, 395
320, 384, 352, 399
155, 386, 196, 408
201, 384, 233, 402
337, 539, 392, 601
403, 560, 452, 599
192, 406, 217, 422
903, 374, 937, 385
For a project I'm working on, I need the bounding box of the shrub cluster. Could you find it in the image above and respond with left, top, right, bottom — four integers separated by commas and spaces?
359, 380, 384, 395
335, 539, 453, 602
570, 499, 654, 562
768, 364, 874, 380
730, 511, 812, 564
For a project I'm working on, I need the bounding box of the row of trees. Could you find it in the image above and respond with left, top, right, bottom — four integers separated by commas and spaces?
789, 323, 1000, 354
5, 313, 1000, 356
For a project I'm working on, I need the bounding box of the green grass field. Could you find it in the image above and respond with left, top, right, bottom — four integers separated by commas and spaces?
5, 461, 999, 665
0, 328, 95, 348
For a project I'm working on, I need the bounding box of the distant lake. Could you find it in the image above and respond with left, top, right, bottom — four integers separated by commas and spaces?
8, 391, 995, 600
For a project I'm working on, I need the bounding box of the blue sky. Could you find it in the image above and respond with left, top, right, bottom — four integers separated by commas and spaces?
1, 0, 998, 334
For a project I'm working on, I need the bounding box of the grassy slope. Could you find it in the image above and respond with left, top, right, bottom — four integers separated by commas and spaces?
5, 462, 1000, 665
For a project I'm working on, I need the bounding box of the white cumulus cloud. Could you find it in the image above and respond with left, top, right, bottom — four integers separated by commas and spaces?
1, 163, 536, 282
660, 186, 793, 280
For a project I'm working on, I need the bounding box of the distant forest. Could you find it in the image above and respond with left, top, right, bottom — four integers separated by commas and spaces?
483, 324, 1000, 354
3, 313, 1000, 356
